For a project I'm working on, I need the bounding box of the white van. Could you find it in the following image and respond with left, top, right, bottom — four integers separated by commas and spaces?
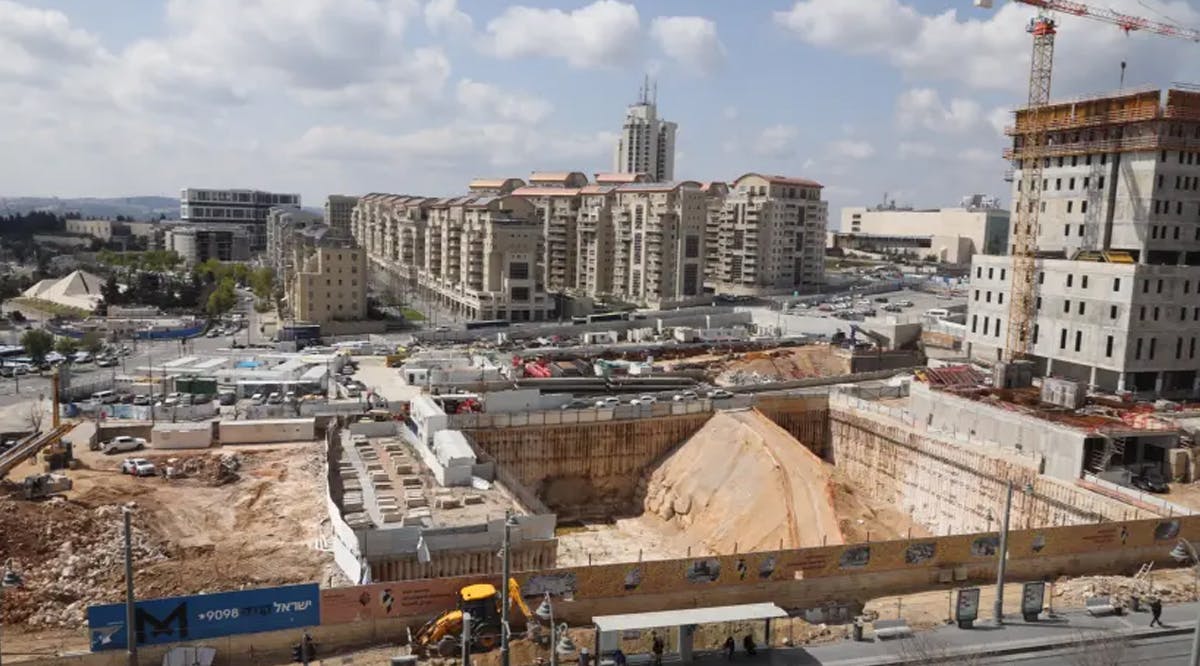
92, 390, 118, 404
924, 308, 950, 320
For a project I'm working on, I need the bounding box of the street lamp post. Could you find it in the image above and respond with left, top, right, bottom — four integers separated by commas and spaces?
994, 481, 1035, 625
1169, 538, 1200, 666
0, 561, 24, 666
499, 512, 518, 666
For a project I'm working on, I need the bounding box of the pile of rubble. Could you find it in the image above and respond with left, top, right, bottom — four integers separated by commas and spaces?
163, 452, 242, 486
1, 500, 167, 628
1053, 569, 1198, 609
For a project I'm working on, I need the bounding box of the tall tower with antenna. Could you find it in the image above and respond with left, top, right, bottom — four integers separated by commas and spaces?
614, 76, 677, 182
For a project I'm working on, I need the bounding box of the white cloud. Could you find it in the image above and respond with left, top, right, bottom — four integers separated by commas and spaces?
897, 141, 935, 158
828, 139, 875, 160
895, 88, 984, 134
424, 0, 473, 35
650, 16, 725, 75
959, 147, 997, 165
289, 123, 615, 169
484, 0, 641, 68
987, 107, 1011, 137
752, 125, 800, 159
456, 79, 552, 124
0, 0, 109, 82
774, 0, 1200, 95
722, 106, 739, 121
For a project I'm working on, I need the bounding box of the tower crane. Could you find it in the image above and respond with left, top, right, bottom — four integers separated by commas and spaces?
975, 0, 1200, 362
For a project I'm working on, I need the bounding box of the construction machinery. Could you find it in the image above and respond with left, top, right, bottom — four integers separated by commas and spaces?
974, 0, 1200, 362
22, 472, 72, 499
411, 578, 534, 658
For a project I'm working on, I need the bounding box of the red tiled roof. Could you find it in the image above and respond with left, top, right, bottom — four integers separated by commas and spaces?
737, 173, 824, 188
594, 172, 646, 183
511, 187, 582, 197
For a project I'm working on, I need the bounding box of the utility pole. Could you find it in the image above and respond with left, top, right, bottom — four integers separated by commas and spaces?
993, 480, 1014, 625
123, 507, 138, 666
500, 512, 513, 666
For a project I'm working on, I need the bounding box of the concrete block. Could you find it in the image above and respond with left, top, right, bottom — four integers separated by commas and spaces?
435, 496, 462, 509
381, 511, 404, 524
404, 508, 432, 525
463, 494, 485, 505
394, 463, 416, 475
401, 476, 422, 488
404, 492, 428, 508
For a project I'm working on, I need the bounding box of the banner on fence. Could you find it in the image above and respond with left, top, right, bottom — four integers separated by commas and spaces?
88, 583, 319, 651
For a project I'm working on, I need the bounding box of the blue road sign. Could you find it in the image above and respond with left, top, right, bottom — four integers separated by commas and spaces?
87, 583, 319, 651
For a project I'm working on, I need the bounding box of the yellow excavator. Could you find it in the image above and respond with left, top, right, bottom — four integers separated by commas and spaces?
411, 578, 534, 658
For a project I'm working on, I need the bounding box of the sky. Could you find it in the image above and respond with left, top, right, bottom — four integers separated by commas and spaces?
3, 0, 1200, 219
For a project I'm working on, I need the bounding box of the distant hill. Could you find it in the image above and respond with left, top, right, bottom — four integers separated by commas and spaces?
0, 196, 178, 221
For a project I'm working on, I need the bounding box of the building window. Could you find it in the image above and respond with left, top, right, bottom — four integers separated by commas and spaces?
986, 291, 992, 303
1178, 337, 1184, 359
1192, 337, 1197, 359
1140, 305, 1147, 320
1155, 306, 1160, 321
1066, 274, 1073, 287
1000, 269, 1006, 280
1033, 324, 1039, 344
509, 262, 530, 279
988, 268, 994, 279
1059, 328, 1068, 349
684, 236, 700, 259
1158, 279, 1164, 294
1067, 201, 1073, 213
1105, 335, 1114, 358
1135, 338, 1143, 359
1063, 299, 1071, 313
1150, 337, 1157, 360
1038, 272, 1045, 285
998, 293, 1004, 304
974, 290, 980, 301
1036, 296, 1042, 310
1143, 279, 1149, 293
1081, 201, 1088, 214
976, 266, 982, 278
1069, 177, 1076, 189
971, 315, 978, 333
1113, 278, 1120, 292
1110, 305, 1118, 319
1081, 275, 1088, 289
1098, 176, 1105, 189
1078, 302, 1085, 315
1075, 331, 1083, 352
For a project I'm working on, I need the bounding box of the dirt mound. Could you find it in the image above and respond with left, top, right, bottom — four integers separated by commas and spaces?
637, 409, 843, 554
715, 346, 850, 387
828, 468, 932, 543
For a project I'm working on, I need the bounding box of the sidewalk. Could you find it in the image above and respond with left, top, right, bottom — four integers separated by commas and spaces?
692, 601, 1200, 665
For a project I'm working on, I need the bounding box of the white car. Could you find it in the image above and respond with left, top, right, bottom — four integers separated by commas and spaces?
251, 393, 266, 405
267, 392, 283, 404
673, 390, 699, 402
103, 436, 146, 455
120, 458, 156, 477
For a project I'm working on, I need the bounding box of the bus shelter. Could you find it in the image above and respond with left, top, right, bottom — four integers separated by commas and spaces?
593, 603, 788, 664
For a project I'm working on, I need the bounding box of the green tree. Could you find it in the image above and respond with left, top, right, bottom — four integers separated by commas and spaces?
249, 267, 275, 300
21, 329, 54, 364
54, 336, 78, 356
80, 331, 104, 355
206, 278, 237, 317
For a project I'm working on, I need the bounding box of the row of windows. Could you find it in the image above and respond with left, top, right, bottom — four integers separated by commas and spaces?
1159, 174, 1200, 191
970, 314, 1003, 339
1162, 150, 1200, 166
1132, 335, 1200, 362
1151, 200, 1192, 216
1017, 175, 1106, 193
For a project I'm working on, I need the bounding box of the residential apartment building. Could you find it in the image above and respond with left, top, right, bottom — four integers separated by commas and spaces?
266, 207, 325, 289
511, 172, 588, 292
467, 178, 525, 196
290, 244, 367, 325
324, 195, 359, 236
164, 224, 251, 267
610, 181, 708, 305
352, 191, 549, 321
613, 81, 676, 182
966, 88, 1200, 397
179, 188, 300, 250
835, 200, 1010, 265
709, 174, 827, 295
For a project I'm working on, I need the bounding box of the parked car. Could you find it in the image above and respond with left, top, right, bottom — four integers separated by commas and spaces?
132, 395, 150, 406
218, 391, 237, 406
96, 357, 118, 368
251, 393, 266, 405
206, 329, 220, 338
267, 392, 283, 405
102, 436, 146, 455
120, 458, 157, 477
707, 389, 735, 400
1132, 469, 1170, 494
637, 394, 658, 404
673, 390, 699, 402
560, 399, 592, 410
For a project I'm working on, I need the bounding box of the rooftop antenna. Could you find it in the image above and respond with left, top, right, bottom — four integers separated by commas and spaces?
652, 79, 658, 105
639, 74, 650, 105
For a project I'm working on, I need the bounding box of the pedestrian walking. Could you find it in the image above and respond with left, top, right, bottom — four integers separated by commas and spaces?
613, 648, 627, 666
1150, 597, 1165, 627
651, 631, 665, 666
723, 636, 735, 660
742, 634, 757, 657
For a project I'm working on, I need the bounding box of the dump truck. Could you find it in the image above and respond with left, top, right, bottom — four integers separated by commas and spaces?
411, 578, 534, 658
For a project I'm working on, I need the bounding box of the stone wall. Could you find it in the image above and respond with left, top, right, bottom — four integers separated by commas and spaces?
467, 413, 711, 519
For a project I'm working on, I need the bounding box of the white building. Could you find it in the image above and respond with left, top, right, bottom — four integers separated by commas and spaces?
164, 224, 251, 267
180, 188, 300, 250
966, 87, 1200, 398
613, 80, 676, 183
835, 201, 1010, 265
